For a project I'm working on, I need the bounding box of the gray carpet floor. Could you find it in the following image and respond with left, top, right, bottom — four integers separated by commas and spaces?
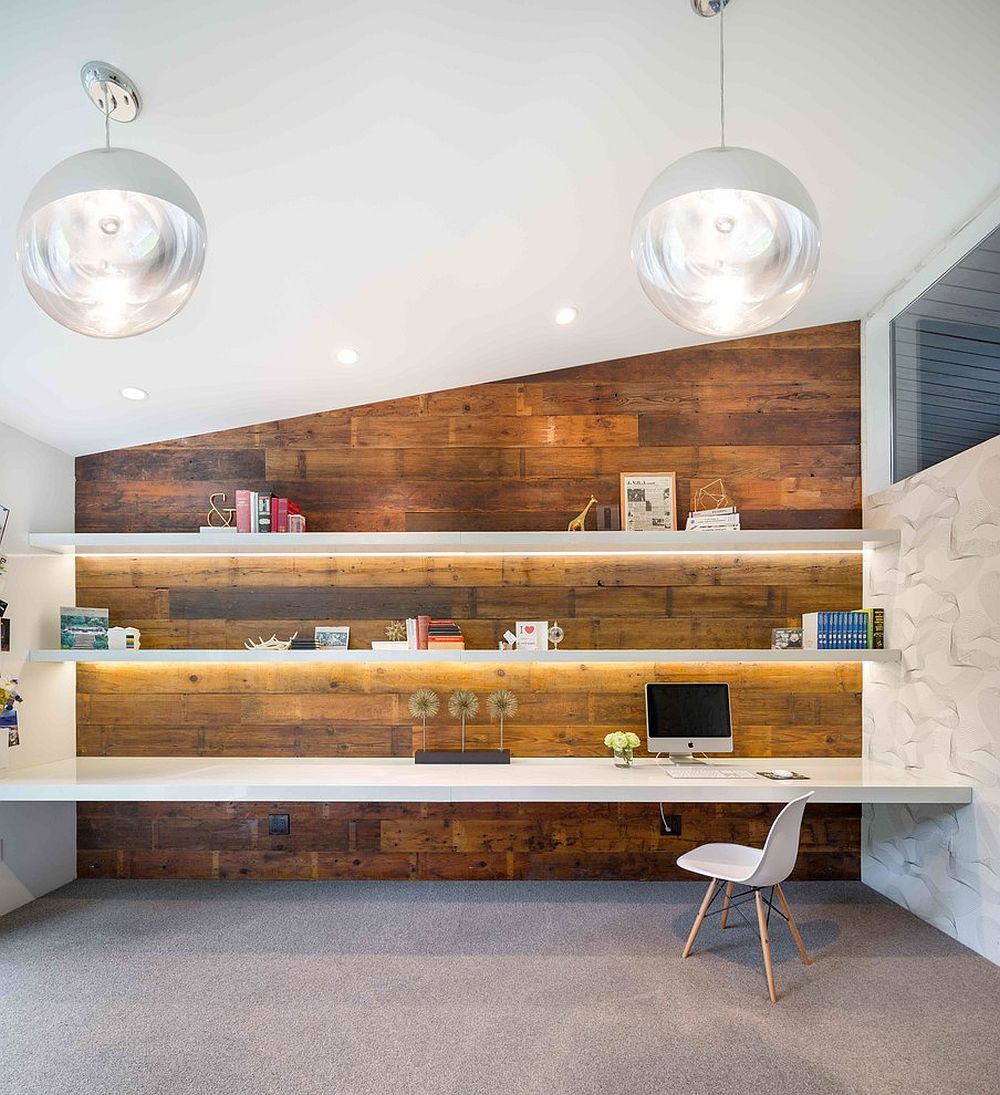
2, 880, 999, 1095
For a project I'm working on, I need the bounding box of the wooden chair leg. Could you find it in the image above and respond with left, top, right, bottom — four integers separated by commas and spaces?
682, 878, 718, 958
720, 881, 734, 929
754, 890, 778, 1003
775, 883, 812, 966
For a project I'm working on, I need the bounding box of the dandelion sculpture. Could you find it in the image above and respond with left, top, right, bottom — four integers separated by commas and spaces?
448, 689, 479, 752
408, 688, 440, 751
486, 689, 518, 751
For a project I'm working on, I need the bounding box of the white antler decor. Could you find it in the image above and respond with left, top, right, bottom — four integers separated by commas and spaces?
243, 632, 297, 651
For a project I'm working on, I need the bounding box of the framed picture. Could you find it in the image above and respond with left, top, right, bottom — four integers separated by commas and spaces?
620, 473, 677, 532
515, 621, 549, 651
60, 607, 109, 650
315, 626, 350, 649
0, 503, 9, 546
771, 627, 804, 651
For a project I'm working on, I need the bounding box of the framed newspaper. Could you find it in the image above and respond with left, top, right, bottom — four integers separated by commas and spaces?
619, 473, 677, 532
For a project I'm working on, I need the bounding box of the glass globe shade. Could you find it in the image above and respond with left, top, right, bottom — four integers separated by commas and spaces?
17, 148, 206, 339
631, 146, 820, 337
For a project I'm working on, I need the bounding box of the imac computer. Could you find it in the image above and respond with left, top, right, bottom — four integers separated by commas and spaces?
645, 682, 733, 762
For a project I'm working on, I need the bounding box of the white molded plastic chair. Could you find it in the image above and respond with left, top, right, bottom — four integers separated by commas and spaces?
677, 792, 813, 1003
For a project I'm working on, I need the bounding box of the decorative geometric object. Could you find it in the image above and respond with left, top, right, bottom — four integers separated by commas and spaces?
386, 620, 408, 642
693, 478, 733, 513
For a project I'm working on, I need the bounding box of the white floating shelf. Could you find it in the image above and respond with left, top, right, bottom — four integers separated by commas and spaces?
27, 529, 900, 557
0, 756, 972, 805
28, 648, 900, 665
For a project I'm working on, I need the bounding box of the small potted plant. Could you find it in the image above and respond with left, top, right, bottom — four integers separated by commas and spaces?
604, 730, 640, 768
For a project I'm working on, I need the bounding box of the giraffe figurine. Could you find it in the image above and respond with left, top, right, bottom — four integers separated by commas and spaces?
567, 495, 598, 532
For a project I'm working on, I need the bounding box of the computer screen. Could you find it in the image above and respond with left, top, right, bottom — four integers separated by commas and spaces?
645, 683, 733, 755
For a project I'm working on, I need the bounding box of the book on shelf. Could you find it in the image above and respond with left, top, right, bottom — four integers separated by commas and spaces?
225, 490, 302, 533
802, 610, 883, 650
851, 607, 885, 649
235, 490, 252, 533
256, 492, 273, 534
417, 615, 431, 651
270, 496, 289, 533
426, 619, 465, 650
686, 506, 740, 531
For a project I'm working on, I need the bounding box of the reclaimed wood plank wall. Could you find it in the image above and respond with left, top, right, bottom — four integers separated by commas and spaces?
74, 320, 864, 880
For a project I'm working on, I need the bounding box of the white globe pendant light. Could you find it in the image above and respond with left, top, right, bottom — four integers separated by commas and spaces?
17, 63, 206, 339
631, 1, 820, 337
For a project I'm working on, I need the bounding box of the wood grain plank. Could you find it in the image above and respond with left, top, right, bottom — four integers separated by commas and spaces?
74, 320, 864, 881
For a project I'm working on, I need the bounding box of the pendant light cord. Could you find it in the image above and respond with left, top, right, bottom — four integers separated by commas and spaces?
102, 81, 111, 150
719, 0, 726, 148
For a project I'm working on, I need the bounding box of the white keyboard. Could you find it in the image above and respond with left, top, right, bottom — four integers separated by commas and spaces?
662, 767, 754, 779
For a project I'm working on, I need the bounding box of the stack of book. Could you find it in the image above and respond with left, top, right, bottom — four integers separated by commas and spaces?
288, 635, 317, 651
686, 505, 740, 532
802, 609, 885, 649
427, 620, 465, 651
403, 615, 465, 650
233, 491, 305, 533
400, 617, 464, 648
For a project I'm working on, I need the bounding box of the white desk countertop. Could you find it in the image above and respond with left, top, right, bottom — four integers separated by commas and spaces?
0, 756, 973, 805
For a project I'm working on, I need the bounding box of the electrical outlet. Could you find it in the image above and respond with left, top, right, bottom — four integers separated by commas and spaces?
659, 814, 681, 837
268, 813, 290, 836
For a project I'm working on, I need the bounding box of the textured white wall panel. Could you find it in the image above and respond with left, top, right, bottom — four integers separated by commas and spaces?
863, 435, 1000, 963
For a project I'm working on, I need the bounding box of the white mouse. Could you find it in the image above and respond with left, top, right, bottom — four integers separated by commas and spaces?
770, 768, 795, 779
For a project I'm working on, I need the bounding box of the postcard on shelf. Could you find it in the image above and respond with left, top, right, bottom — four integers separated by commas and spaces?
60, 607, 109, 650
620, 473, 677, 532
771, 627, 803, 651
315, 625, 350, 649
515, 620, 549, 651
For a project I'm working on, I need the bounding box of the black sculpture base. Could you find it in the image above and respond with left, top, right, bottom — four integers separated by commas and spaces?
414, 749, 511, 765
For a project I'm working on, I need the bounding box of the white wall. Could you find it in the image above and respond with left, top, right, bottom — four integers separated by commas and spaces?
0, 418, 76, 916
862, 435, 1000, 964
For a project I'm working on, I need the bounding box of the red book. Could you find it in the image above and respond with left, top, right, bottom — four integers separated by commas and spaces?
417, 615, 430, 651
271, 497, 289, 533
235, 490, 252, 533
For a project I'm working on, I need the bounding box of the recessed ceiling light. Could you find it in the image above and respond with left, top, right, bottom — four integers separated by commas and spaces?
120, 386, 148, 401
555, 306, 578, 326
336, 347, 360, 365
